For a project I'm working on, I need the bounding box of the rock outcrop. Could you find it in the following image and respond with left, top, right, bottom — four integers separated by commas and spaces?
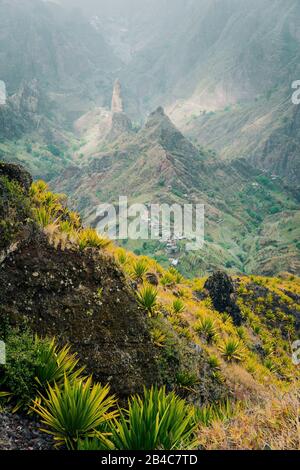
111, 79, 123, 114
0, 162, 32, 193
204, 271, 243, 326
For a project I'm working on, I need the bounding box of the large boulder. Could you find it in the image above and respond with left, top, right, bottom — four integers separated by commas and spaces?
204, 271, 243, 326
0, 162, 32, 193
0, 238, 161, 398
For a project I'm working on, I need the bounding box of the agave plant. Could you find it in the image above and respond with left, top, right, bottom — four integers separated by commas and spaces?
59, 220, 75, 235
68, 211, 81, 229
150, 327, 166, 347
32, 376, 118, 449
172, 298, 185, 314
160, 272, 176, 288
34, 338, 85, 388
33, 206, 55, 228
176, 371, 200, 389
194, 316, 218, 343
131, 259, 149, 281
168, 268, 183, 284
40, 191, 64, 213
207, 355, 223, 383
195, 398, 238, 427
264, 358, 277, 373
108, 386, 197, 450
77, 437, 113, 450
77, 228, 111, 250
30, 180, 49, 198
116, 248, 127, 265
136, 284, 158, 315
236, 326, 246, 341
220, 338, 245, 362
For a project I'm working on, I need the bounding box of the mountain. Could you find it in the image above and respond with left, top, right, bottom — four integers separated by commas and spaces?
71, 0, 300, 184
0, 0, 120, 122
54, 104, 300, 277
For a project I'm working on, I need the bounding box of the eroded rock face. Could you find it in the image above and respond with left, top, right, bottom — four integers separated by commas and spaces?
204, 271, 243, 326
0, 239, 161, 398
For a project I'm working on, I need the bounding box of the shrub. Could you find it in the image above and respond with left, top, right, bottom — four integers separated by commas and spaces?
77, 228, 111, 250
172, 299, 185, 314
0, 176, 32, 250
32, 376, 118, 449
194, 316, 218, 343
220, 338, 245, 362
131, 259, 148, 281
0, 330, 42, 406
136, 284, 158, 315
108, 386, 197, 450
176, 371, 199, 389
0, 332, 84, 410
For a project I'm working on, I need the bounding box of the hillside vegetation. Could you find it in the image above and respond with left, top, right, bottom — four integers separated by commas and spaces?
0, 162, 299, 450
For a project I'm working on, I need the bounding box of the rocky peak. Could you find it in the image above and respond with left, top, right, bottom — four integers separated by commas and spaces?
111, 79, 123, 114
143, 106, 198, 156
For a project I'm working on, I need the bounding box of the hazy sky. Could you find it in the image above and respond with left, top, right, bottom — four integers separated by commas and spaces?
59, 0, 149, 15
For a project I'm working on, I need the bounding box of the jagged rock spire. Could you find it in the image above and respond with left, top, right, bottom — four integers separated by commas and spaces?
111, 79, 123, 114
